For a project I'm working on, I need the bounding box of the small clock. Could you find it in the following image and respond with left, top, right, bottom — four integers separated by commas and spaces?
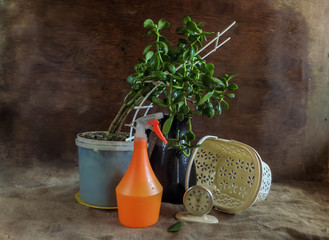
183, 185, 214, 216
176, 185, 218, 224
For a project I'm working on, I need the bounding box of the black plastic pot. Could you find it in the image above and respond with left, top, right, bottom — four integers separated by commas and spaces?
150, 115, 196, 204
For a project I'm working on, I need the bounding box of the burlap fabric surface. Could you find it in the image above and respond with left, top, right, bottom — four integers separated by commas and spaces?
0, 166, 328, 240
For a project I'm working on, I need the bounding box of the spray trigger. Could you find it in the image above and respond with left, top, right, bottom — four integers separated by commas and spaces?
147, 119, 168, 144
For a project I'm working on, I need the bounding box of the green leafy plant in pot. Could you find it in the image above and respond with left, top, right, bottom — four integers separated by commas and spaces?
115, 16, 238, 203
109, 17, 238, 143
76, 16, 238, 207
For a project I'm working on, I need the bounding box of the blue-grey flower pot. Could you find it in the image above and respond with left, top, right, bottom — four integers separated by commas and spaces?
76, 131, 133, 208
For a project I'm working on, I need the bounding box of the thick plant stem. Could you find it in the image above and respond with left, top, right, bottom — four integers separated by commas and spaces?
107, 94, 144, 137
107, 89, 142, 134
116, 96, 144, 135
107, 103, 132, 134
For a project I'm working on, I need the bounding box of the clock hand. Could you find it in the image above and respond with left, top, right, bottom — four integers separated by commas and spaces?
197, 192, 202, 201
196, 193, 202, 202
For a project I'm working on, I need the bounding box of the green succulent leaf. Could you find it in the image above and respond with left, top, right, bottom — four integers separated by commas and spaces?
172, 93, 185, 106
146, 29, 156, 36
144, 19, 155, 29
204, 31, 215, 36
226, 93, 236, 98
186, 21, 199, 33
189, 45, 196, 61
226, 73, 238, 81
182, 49, 190, 61
197, 22, 205, 28
197, 91, 214, 105
217, 103, 222, 115
228, 83, 238, 90
147, 71, 167, 80
149, 53, 161, 70
162, 116, 174, 135
132, 83, 141, 91
143, 43, 153, 55
127, 74, 138, 85
157, 18, 166, 30
168, 221, 184, 232
201, 76, 214, 88
183, 16, 192, 24
181, 130, 196, 142
222, 99, 230, 110
211, 77, 225, 87
173, 85, 184, 90
179, 104, 190, 114
227, 73, 238, 81
206, 63, 215, 76
152, 96, 167, 107
176, 26, 187, 35
177, 113, 185, 121
145, 51, 154, 61
158, 18, 170, 30
159, 42, 169, 54
203, 106, 215, 118
159, 35, 170, 44
134, 63, 143, 72
166, 64, 176, 74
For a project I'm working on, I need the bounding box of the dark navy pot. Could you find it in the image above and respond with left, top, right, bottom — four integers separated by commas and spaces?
150, 115, 196, 204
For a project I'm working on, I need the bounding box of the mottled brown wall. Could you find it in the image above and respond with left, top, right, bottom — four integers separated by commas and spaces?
0, 0, 328, 181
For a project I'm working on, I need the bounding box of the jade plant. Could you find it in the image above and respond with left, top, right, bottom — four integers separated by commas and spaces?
107, 16, 238, 155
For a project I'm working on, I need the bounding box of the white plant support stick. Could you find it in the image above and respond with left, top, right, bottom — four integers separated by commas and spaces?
215, 32, 220, 49
126, 82, 164, 141
201, 37, 231, 60
196, 21, 236, 56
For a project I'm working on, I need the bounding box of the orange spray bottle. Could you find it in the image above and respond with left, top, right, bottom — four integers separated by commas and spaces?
116, 112, 167, 228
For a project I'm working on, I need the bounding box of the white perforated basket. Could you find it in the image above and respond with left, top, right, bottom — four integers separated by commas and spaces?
185, 136, 272, 213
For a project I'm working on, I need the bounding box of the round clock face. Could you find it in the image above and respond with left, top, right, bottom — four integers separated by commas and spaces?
183, 185, 214, 216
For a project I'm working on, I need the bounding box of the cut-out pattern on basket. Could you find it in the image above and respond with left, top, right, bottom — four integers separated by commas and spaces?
194, 143, 255, 203
192, 138, 271, 213
211, 187, 242, 208
256, 162, 272, 202
194, 148, 218, 186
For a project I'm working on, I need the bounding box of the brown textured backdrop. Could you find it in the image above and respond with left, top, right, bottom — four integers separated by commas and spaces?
0, 0, 328, 182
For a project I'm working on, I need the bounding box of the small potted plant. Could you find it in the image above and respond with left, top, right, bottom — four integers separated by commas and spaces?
76, 16, 238, 207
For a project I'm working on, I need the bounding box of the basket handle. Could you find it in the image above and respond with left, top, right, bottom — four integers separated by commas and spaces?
184, 135, 218, 190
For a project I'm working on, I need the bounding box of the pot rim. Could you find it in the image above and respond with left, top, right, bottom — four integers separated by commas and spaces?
76, 131, 134, 151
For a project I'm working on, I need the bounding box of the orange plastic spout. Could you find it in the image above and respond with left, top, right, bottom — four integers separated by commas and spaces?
147, 119, 168, 144
116, 137, 163, 228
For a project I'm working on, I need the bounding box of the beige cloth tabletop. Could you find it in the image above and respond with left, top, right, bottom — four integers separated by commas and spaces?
0, 166, 328, 240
